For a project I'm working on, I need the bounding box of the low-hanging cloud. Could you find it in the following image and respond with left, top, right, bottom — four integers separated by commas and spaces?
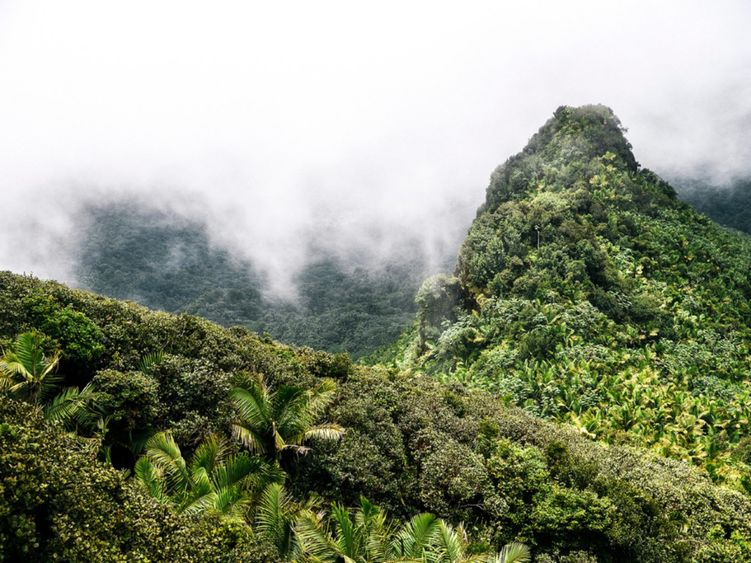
0, 0, 749, 294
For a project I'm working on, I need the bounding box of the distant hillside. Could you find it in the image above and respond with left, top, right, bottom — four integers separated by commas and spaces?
74, 203, 426, 358
674, 176, 751, 234
388, 105, 751, 489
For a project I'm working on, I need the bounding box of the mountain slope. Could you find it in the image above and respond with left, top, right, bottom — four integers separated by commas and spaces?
391, 105, 751, 486
2, 270, 751, 561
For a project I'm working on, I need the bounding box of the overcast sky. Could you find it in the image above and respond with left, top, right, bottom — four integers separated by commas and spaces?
0, 1, 749, 291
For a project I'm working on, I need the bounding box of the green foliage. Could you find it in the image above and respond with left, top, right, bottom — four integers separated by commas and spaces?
92, 368, 160, 433
4, 145, 751, 563
0, 398, 277, 562
135, 431, 283, 520
22, 294, 104, 372
230, 372, 344, 464
296, 497, 531, 563
392, 105, 751, 489
301, 370, 751, 561
0, 331, 62, 404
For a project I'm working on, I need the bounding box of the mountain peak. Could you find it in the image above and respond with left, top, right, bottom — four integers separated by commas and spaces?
483, 104, 640, 212
530, 104, 637, 167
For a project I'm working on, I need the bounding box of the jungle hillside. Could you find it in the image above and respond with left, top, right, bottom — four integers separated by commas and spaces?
2, 105, 751, 562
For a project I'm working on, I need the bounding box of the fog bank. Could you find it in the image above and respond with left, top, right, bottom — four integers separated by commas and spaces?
0, 1, 749, 293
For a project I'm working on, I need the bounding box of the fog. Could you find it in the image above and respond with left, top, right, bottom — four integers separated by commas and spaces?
0, 1, 749, 294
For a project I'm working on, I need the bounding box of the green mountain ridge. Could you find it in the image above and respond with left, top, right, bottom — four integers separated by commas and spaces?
2, 269, 751, 561
2, 105, 751, 561
391, 104, 751, 487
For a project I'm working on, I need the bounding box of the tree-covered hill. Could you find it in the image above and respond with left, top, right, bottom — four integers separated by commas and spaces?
4, 105, 751, 561
75, 203, 425, 358
2, 270, 751, 561
387, 105, 751, 490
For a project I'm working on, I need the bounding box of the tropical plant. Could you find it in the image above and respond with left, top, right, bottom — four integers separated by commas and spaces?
255, 482, 303, 561
138, 350, 165, 374
43, 381, 99, 428
296, 497, 531, 563
230, 372, 344, 464
0, 331, 62, 404
134, 431, 283, 520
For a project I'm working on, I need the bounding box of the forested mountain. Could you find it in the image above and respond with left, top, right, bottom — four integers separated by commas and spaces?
72, 175, 751, 364
388, 105, 751, 489
75, 204, 426, 358
3, 105, 751, 562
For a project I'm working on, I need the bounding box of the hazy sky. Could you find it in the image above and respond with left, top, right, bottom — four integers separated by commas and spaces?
1, 1, 749, 291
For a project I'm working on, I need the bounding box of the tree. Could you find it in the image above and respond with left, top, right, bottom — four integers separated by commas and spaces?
1, 331, 100, 430
230, 373, 344, 464
0, 331, 62, 404
135, 431, 283, 521
254, 482, 302, 561
296, 497, 531, 563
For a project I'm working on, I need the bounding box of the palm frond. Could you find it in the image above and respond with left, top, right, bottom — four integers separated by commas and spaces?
231, 423, 267, 455
392, 513, 440, 558
0, 333, 63, 403
307, 378, 338, 419
14, 332, 46, 375
231, 383, 271, 431
190, 433, 227, 474
37, 369, 64, 403
304, 423, 345, 443
212, 453, 263, 490
255, 483, 300, 560
144, 431, 191, 493
296, 509, 339, 562
182, 491, 218, 516
138, 351, 165, 374
44, 385, 93, 426
214, 486, 252, 520
424, 521, 463, 563
494, 542, 531, 563
274, 385, 311, 436
40, 349, 62, 378
356, 497, 389, 562
134, 457, 166, 501
332, 503, 363, 559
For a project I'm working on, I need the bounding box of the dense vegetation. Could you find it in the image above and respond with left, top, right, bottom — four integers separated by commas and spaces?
75, 203, 424, 358
387, 105, 751, 491
3, 105, 751, 561
3, 266, 751, 561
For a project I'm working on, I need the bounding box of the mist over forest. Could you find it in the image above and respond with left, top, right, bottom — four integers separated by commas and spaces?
3, 2, 751, 562
1, 1, 750, 293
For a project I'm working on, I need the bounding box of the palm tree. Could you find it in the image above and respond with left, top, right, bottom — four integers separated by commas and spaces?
492, 543, 532, 563
0, 331, 62, 404
43, 381, 99, 428
296, 498, 531, 563
1, 331, 101, 431
255, 482, 303, 561
135, 431, 283, 521
230, 373, 344, 464
296, 497, 393, 562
